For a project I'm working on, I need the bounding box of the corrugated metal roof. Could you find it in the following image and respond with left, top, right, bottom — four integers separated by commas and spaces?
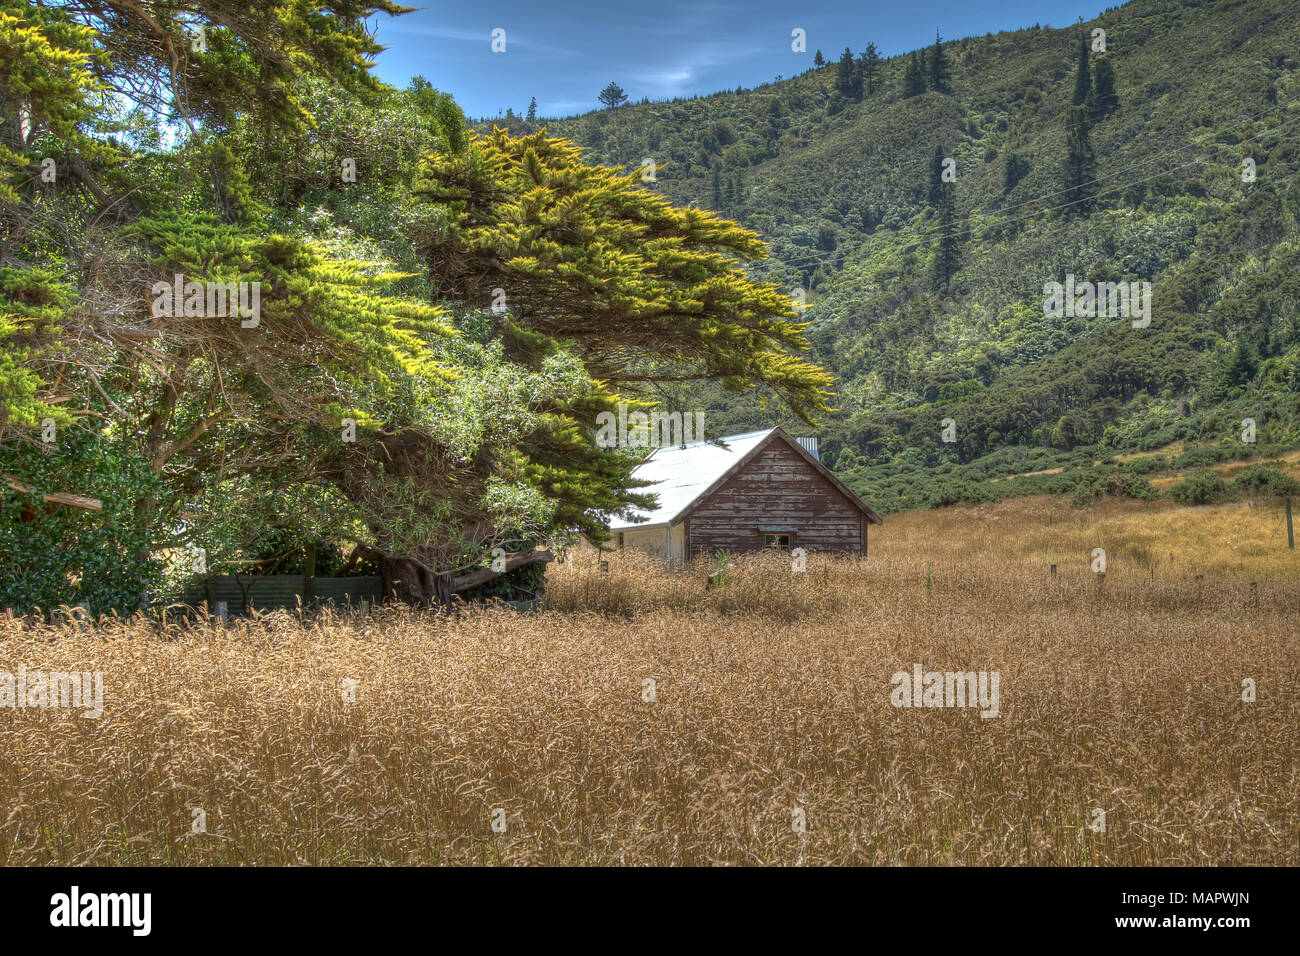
607, 429, 776, 530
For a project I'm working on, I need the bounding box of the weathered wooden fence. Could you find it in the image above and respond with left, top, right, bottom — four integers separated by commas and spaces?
180, 575, 382, 616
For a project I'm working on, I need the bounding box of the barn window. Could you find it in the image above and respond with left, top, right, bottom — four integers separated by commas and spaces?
763, 533, 793, 550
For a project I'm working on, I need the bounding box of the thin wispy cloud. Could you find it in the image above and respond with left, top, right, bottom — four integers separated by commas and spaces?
383, 23, 579, 57
371, 2, 1108, 118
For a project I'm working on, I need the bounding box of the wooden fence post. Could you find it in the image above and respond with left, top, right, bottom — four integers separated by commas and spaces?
1287, 497, 1295, 550
304, 543, 317, 608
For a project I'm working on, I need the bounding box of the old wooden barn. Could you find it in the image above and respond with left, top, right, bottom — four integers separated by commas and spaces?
607, 427, 882, 562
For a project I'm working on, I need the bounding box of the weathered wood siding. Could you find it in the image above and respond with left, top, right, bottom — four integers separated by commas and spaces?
687, 440, 864, 554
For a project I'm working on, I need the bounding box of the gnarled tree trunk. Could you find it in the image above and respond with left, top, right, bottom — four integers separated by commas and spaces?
376, 549, 554, 608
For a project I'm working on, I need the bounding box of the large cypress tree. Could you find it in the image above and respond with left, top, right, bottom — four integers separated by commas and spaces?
415, 128, 834, 422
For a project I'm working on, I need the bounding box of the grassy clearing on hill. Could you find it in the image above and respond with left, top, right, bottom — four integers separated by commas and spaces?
880, 492, 1300, 579
0, 495, 1295, 866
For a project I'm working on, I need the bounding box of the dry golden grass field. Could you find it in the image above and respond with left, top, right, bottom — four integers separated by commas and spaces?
1, 494, 1296, 866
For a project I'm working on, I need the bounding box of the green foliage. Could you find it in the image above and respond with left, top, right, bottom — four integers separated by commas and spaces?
929, 31, 951, 94
414, 127, 834, 421
835, 48, 861, 101
903, 51, 927, 98
1003, 152, 1030, 193
598, 82, 627, 109
0, 0, 103, 201
65, 0, 409, 134
926, 479, 1000, 508
0, 428, 167, 614
0, 268, 73, 436
1063, 104, 1096, 209
1071, 31, 1092, 107
859, 44, 882, 96
708, 549, 732, 588
1091, 55, 1119, 118
1070, 470, 1159, 508
1168, 469, 1232, 506
1233, 463, 1300, 497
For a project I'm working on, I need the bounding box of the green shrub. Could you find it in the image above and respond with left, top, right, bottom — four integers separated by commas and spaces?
1122, 455, 1169, 474
1106, 472, 1160, 500
927, 480, 1000, 508
1070, 475, 1105, 508
1168, 469, 1233, 505
0, 430, 167, 614
1233, 464, 1300, 497
1070, 470, 1160, 507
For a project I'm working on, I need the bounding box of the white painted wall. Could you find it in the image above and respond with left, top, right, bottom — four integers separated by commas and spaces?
620, 522, 686, 565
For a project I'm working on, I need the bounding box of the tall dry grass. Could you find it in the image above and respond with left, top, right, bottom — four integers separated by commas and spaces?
1, 494, 1296, 865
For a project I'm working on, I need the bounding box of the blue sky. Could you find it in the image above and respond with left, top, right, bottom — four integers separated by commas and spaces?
369, 1, 1109, 119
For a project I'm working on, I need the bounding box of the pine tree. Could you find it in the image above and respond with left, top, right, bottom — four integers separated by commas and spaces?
1091, 56, 1119, 118
929, 30, 951, 93
903, 52, 927, 97
814, 50, 825, 67
928, 144, 948, 207
932, 186, 961, 290
526, 97, 537, 122
1003, 152, 1030, 193
858, 43, 881, 95
1063, 104, 1096, 212
1072, 32, 1092, 107
598, 82, 627, 109
929, 139, 960, 288
711, 164, 723, 209
1224, 337, 1259, 388
835, 48, 857, 98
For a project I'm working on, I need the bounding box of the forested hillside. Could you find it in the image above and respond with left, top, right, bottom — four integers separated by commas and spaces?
517, 0, 1300, 511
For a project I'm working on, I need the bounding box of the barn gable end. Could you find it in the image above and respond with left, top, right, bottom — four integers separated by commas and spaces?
684, 435, 870, 555
606, 427, 881, 560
